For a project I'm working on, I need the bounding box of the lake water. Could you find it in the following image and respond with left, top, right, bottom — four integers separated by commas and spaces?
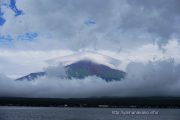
0, 106, 180, 120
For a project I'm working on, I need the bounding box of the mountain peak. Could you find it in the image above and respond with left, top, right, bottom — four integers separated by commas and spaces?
65, 60, 126, 81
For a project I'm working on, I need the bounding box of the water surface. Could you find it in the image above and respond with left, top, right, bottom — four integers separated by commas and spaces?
0, 106, 180, 120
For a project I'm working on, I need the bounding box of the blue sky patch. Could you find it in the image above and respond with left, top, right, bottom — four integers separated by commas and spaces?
17, 32, 38, 41
84, 18, 96, 26
0, 35, 13, 46
0, 0, 23, 26
9, 0, 23, 16
0, 16, 6, 26
0, 35, 13, 41
0, 9, 6, 26
0, 32, 38, 46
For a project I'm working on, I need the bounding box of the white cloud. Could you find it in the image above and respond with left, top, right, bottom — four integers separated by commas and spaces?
0, 49, 73, 78
1, 39, 180, 78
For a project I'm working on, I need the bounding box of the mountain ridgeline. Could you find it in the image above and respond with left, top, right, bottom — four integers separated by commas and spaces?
16, 60, 126, 82
16, 72, 46, 81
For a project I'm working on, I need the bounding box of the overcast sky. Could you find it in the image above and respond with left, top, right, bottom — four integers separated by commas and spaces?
0, 0, 180, 97
0, 0, 179, 77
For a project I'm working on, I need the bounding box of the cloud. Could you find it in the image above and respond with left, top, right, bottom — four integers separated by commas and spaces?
1, 39, 180, 78
45, 63, 67, 78
0, 49, 73, 78
0, 59, 180, 98
0, 0, 180, 98
0, 0, 179, 50
123, 59, 180, 96
126, 0, 180, 44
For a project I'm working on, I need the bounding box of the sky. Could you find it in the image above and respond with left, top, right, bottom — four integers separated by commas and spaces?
0, 0, 180, 97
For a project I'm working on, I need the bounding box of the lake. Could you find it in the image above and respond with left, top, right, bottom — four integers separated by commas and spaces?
0, 106, 180, 120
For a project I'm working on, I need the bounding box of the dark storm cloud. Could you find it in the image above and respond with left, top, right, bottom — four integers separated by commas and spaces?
124, 0, 180, 44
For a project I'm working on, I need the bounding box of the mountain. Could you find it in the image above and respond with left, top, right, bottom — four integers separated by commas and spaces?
16, 72, 46, 81
16, 60, 126, 81
65, 60, 126, 81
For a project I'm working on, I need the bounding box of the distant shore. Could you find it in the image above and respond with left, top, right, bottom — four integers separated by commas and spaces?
0, 97, 180, 108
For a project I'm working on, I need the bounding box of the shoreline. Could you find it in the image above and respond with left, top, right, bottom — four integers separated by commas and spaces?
1, 97, 180, 108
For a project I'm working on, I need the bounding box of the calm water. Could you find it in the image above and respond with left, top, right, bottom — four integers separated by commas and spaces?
0, 106, 180, 120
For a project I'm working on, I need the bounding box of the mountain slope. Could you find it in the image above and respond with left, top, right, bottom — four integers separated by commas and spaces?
65, 60, 125, 81
16, 72, 46, 81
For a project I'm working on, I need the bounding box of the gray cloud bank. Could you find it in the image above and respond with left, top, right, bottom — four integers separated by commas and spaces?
1, 0, 180, 50
0, 59, 180, 98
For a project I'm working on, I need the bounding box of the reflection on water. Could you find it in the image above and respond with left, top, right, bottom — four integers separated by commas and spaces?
0, 106, 180, 120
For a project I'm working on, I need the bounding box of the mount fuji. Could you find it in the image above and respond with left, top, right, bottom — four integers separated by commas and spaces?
16, 51, 126, 82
